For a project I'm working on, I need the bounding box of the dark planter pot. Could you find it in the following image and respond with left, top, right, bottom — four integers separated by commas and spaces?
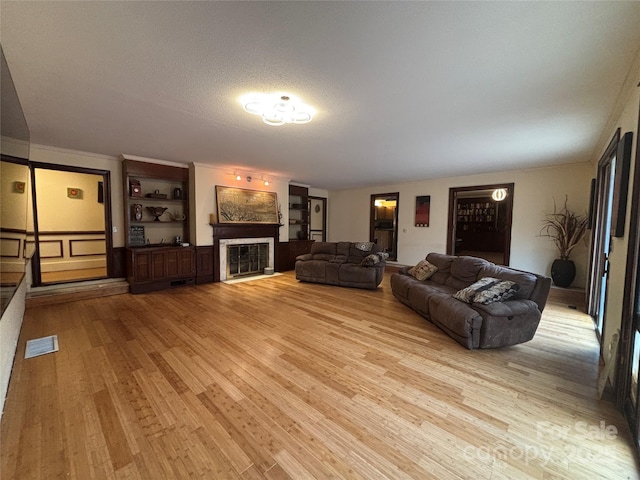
551, 259, 576, 288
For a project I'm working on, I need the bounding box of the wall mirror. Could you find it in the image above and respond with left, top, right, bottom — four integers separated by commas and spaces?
1, 46, 31, 315
446, 183, 514, 265
370, 192, 399, 261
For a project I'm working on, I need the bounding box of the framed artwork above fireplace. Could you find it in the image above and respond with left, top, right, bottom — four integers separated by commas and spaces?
215, 186, 279, 224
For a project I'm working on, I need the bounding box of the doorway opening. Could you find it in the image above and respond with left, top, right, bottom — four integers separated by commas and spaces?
447, 183, 514, 265
587, 131, 621, 343
309, 196, 327, 242
370, 193, 399, 261
30, 162, 113, 287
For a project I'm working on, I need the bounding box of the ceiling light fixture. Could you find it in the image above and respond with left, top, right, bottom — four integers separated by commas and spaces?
492, 188, 508, 202
240, 93, 314, 126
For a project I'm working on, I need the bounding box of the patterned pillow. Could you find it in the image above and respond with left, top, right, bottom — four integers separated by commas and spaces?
453, 277, 500, 303
361, 254, 381, 267
354, 242, 375, 252
361, 252, 389, 267
472, 281, 520, 305
408, 259, 439, 281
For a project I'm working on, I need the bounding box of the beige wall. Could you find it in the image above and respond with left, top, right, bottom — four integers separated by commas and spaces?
191, 163, 291, 245
29, 145, 124, 247
0, 161, 30, 230
329, 163, 593, 285
34, 169, 104, 231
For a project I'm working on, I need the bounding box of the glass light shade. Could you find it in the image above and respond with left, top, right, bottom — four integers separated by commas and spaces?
492, 188, 507, 201
241, 93, 314, 126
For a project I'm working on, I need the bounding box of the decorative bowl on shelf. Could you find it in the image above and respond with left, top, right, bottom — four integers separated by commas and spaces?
146, 206, 168, 221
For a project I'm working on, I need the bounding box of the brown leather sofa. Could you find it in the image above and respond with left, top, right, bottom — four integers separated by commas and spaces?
391, 253, 551, 349
295, 241, 386, 290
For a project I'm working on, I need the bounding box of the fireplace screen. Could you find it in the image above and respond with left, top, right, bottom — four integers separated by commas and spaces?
227, 243, 269, 278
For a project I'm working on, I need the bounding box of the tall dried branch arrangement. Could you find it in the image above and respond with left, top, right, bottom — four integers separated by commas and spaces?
540, 197, 588, 260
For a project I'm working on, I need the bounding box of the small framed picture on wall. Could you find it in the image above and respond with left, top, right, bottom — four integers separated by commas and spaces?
415, 195, 430, 227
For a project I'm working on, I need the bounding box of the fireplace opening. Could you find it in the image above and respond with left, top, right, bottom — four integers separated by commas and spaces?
227, 243, 269, 278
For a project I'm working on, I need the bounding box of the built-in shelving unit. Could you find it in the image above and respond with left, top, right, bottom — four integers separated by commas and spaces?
288, 184, 309, 241
455, 197, 506, 254
122, 158, 195, 293
277, 184, 314, 271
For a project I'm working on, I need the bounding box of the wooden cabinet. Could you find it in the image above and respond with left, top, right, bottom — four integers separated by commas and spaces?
127, 245, 195, 293
122, 158, 195, 293
277, 240, 314, 272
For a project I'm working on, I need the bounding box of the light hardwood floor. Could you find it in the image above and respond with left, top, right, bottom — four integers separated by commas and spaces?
2, 272, 639, 479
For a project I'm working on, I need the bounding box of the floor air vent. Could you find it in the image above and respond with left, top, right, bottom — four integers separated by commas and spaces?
25, 335, 59, 359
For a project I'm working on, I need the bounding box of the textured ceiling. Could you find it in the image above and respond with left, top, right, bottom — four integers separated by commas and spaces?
1, 1, 640, 189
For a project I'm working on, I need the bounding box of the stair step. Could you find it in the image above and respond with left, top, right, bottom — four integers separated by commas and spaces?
26, 279, 130, 308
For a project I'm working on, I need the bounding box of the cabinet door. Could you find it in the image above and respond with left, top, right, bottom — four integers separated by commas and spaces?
177, 249, 195, 276
166, 250, 179, 277
152, 251, 167, 280
133, 251, 152, 282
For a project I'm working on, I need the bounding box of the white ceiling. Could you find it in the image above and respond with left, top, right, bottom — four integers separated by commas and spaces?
1, 1, 640, 189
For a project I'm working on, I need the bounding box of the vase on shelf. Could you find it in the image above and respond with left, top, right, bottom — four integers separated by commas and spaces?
146, 206, 168, 221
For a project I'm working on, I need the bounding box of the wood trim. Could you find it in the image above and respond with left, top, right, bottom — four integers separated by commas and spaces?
69, 238, 107, 257
0, 228, 27, 235
38, 240, 63, 259
611, 132, 634, 237
0, 154, 29, 165
122, 159, 189, 181
0, 237, 21, 258
36, 230, 106, 236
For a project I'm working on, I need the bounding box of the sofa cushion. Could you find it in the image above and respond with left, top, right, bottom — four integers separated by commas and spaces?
295, 260, 327, 281
453, 277, 500, 303
313, 253, 337, 261
446, 256, 490, 290
408, 259, 438, 281
336, 242, 351, 257
407, 282, 454, 318
310, 242, 337, 256
428, 294, 483, 339
472, 280, 520, 305
339, 263, 378, 284
347, 245, 373, 264
425, 253, 455, 285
